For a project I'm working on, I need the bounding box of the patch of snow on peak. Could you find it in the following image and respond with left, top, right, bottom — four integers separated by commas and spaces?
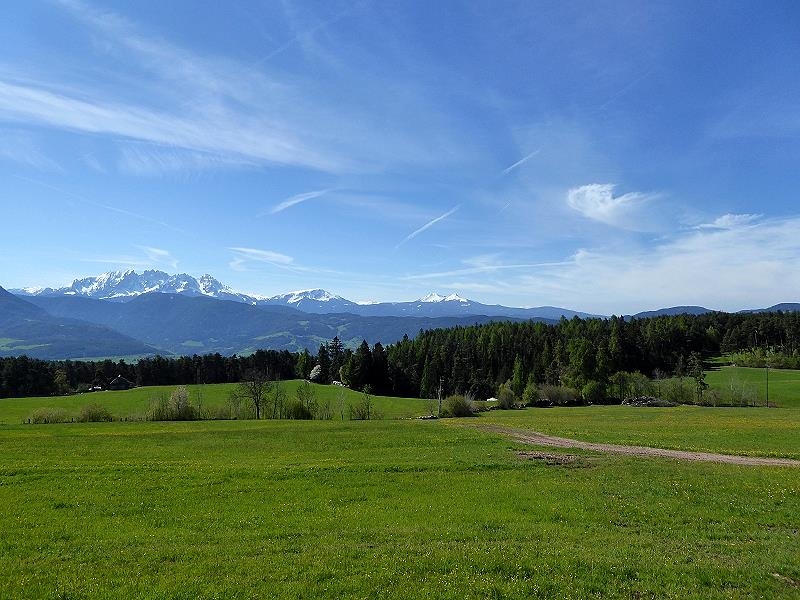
444, 293, 469, 303
418, 292, 447, 303
198, 274, 229, 296
418, 292, 470, 303
286, 289, 341, 303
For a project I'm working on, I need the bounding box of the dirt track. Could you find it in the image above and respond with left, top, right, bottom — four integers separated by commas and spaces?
480, 425, 800, 467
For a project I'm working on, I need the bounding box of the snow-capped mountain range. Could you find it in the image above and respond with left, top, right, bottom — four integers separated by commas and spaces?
19, 270, 256, 304
12, 270, 599, 320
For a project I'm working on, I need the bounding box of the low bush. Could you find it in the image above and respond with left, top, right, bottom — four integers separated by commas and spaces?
496, 383, 517, 409
146, 387, 199, 421
29, 407, 69, 424
285, 399, 314, 420
78, 403, 113, 422
349, 393, 382, 420
441, 394, 475, 417
538, 385, 582, 406
581, 380, 607, 404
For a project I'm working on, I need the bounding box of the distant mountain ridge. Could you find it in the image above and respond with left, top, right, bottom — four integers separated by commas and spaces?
16, 270, 257, 304
4, 272, 800, 360
0, 286, 156, 359
13, 270, 597, 320
22, 293, 527, 358
10, 270, 800, 330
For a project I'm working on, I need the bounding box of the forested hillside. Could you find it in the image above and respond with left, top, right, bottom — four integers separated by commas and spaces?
2, 310, 799, 400
382, 311, 800, 399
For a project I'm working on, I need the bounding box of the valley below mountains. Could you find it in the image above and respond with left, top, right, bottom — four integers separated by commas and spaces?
3, 270, 798, 360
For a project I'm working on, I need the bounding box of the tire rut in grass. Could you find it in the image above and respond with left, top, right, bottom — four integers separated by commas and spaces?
479, 425, 800, 467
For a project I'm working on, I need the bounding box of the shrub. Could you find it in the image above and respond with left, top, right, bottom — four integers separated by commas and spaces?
538, 385, 581, 406
581, 380, 607, 404
285, 399, 314, 420
78, 403, 113, 422
316, 400, 334, 420
659, 377, 695, 405
146, 394, 172, 421
170, 386, 197, 421
441, 394, 475, 417
349, 393, 381, 420
146, 387, 199, 421
496, 382, 517, 409
522, 381, 540, 406
29, 407, 69, 424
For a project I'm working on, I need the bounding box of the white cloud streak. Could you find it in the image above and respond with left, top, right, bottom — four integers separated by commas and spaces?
139, 246, 178, 270
396, 205, 461, 249
695, 213, 761, 230
404, 254, 570, 281
515, 216, 800, 313
267, 189, 330, 215
228, 247, 295, 271
0, 130, 63, 172
0, 0, 474, 176
10, 173, 183, 232
567, 183, 659, 230
501, 148, 540, 174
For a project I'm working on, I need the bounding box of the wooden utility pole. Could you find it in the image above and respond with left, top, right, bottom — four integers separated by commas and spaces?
437, 377, 444, 418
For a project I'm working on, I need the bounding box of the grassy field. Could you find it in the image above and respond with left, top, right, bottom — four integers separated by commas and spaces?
0, 417, 798, 599
1, 379, 799, 598
476, 405, 800, 459
706, 365, 800, 408
0, 381, 433, 425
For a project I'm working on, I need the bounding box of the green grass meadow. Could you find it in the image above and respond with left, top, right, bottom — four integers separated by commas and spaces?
0, 417, 797, 597
477, 405, 800, 459
0, 381, 433, 425
1, 378, 799, 598
706, 365, 800, 408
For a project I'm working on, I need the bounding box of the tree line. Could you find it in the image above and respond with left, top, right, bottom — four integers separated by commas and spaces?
2, 309, 799, 400
0, 350, 297, 399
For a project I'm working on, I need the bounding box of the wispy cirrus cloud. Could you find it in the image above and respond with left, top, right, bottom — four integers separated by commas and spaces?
0, 78, 343, 173
501, 148, 540, 175
695, 213, 761, 230
567, 183, 660, 230
266, 189, 330, 215
78, 245, 178, 270
0, 0, 474, 176
432, 215, 800, 314
228, 247, 295, 271
11, 173, 183, 232
396, 205, 461, 249
0, 130, 62, 172
404, 253, 568, 280
119, 145, 258, 176
139, 246, 178, 270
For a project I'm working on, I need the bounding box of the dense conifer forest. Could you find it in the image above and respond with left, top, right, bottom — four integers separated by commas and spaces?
2, 310, 799, 400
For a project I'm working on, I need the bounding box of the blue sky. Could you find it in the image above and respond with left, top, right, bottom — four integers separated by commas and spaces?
2, 0, 800, 313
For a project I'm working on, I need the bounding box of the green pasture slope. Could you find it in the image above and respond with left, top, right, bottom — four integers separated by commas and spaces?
0, 411, 798, 597
478, 405, 800, 459
706, 365, 800, 408
0, 380, 432, 425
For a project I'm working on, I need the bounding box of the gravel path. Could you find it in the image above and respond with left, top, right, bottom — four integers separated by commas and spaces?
480, 425, 800, 467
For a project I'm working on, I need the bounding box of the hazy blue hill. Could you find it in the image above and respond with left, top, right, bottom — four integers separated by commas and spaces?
0, 286, 157, 359
740, 303, 800, 314
631, 306, 713, 319
26, 293, 525, 355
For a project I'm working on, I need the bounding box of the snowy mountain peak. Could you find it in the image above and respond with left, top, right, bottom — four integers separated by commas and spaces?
282, 289, 343, 304
12, 270, 258, 303
419, 293, 447, 303
197, 274, 230, 296
418, 292, 469, 303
